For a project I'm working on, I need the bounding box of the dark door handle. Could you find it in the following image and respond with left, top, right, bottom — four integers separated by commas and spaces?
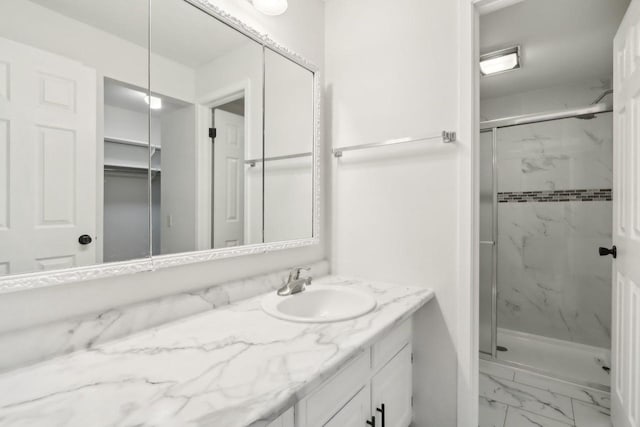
376, 404, 385, 427
599, 246, 617, 259
365, 415, 376, 426
78, 234, 93, 245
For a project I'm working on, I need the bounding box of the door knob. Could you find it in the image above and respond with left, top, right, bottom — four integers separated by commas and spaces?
598, 245, 617, 259
78, 234, 93, 245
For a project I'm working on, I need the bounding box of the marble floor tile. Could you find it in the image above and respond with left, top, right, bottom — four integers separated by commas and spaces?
572, 400, 611, 427
481, 359, 517, 381
480, 373, 574, 424
514, 371, 610, 409
504, 407, 574, 427
480, 396, 508, 427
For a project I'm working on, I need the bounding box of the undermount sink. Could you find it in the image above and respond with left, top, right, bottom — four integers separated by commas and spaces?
261, 285, 377, 323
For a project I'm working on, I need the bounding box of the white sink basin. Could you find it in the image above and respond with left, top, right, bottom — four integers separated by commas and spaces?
261, 285, 377, 323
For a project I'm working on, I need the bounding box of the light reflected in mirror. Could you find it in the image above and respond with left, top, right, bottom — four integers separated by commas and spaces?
150, 0, 265, 254
0, 0, 150, 275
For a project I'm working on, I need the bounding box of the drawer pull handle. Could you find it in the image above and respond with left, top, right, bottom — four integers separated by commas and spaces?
365, 415, 376, 426
376, 404, 386, 427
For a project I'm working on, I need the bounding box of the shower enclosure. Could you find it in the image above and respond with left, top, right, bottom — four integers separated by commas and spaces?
479, 102, 614, 389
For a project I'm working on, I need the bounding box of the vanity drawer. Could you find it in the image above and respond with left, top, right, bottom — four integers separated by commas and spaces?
297, 351, 370, 427
371, 320, 412, 371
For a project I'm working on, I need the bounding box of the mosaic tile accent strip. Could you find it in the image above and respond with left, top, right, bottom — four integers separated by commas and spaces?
498, 189, 612, 203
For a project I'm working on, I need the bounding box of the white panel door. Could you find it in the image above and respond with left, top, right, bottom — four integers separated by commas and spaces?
213, 109, 245, 248
371, 344, 413, 427
0, 37, 97, 276
612, 2, 640, 426
323, 385, 372, 427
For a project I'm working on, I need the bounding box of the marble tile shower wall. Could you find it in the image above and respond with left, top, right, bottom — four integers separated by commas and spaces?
496, 113, 613, 349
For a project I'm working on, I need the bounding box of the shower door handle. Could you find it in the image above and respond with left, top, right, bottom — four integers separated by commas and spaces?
599, 245, 617, 259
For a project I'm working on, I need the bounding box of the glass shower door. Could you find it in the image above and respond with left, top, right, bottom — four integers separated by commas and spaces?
494, 112, 613, 386
479, 129, 495, 355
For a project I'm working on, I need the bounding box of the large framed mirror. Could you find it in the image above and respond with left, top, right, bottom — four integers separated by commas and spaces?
0, 0, 153, 290
0, 0, 320, 292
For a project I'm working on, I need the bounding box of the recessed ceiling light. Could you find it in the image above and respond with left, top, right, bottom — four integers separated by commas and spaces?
252, 0, 288, 16
144, 95, 162, 110
480, 46, 521, 76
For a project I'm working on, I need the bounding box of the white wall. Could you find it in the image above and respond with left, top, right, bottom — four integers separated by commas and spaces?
0, 0, 326, 337
480, 76, 612, 121
326, 0, 461, 425
160, 105, 199, 254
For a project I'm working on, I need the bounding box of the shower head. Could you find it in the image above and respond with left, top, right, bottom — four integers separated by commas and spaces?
574, 89, 614, 120
590, 89, 613, 106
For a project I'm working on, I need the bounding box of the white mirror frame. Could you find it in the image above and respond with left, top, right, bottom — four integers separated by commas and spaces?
0, 0, 321, 294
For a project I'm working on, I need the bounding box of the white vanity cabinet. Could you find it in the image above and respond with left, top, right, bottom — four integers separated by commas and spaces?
371, 345, 413, 427
323, 384, 372, 427
267, 408, 295, 427
294, 320, 413, 427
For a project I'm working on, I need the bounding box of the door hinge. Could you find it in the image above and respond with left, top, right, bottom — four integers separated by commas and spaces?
209, 127, 217, 140
411, 352, 414, 364
411, 396, 414, 408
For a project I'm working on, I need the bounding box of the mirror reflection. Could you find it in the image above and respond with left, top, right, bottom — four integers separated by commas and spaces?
0, 0, 317, 280
0, 0, 150, 275
264, 48, 314, 242
150, 0, 264, 254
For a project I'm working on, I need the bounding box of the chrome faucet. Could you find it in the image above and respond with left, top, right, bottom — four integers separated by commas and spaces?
277, 267, 312, 296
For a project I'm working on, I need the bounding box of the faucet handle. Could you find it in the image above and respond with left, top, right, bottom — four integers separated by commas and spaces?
290, 266, 311, 280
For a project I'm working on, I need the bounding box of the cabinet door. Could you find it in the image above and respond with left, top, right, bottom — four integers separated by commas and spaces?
371, 344, 412, 427
324, 385, 371, 427
266, 408, 294, 427
297, 351, 370, 427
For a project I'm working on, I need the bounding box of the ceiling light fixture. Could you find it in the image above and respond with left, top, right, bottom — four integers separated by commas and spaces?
480, 46, 521, 76
144, 95, 162, 110
252, 0, 288, 16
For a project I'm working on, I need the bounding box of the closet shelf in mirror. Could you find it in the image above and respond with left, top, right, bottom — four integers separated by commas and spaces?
105, 136, 161, 151
245, 152, 312, 167
104, 164, 161, 174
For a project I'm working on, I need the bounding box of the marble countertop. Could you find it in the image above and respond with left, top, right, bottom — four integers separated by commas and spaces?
0, 276, 434, 427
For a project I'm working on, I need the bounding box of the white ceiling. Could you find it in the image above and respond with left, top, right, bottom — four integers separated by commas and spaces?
29, 0, 254, 68
480, 0, 630, 99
